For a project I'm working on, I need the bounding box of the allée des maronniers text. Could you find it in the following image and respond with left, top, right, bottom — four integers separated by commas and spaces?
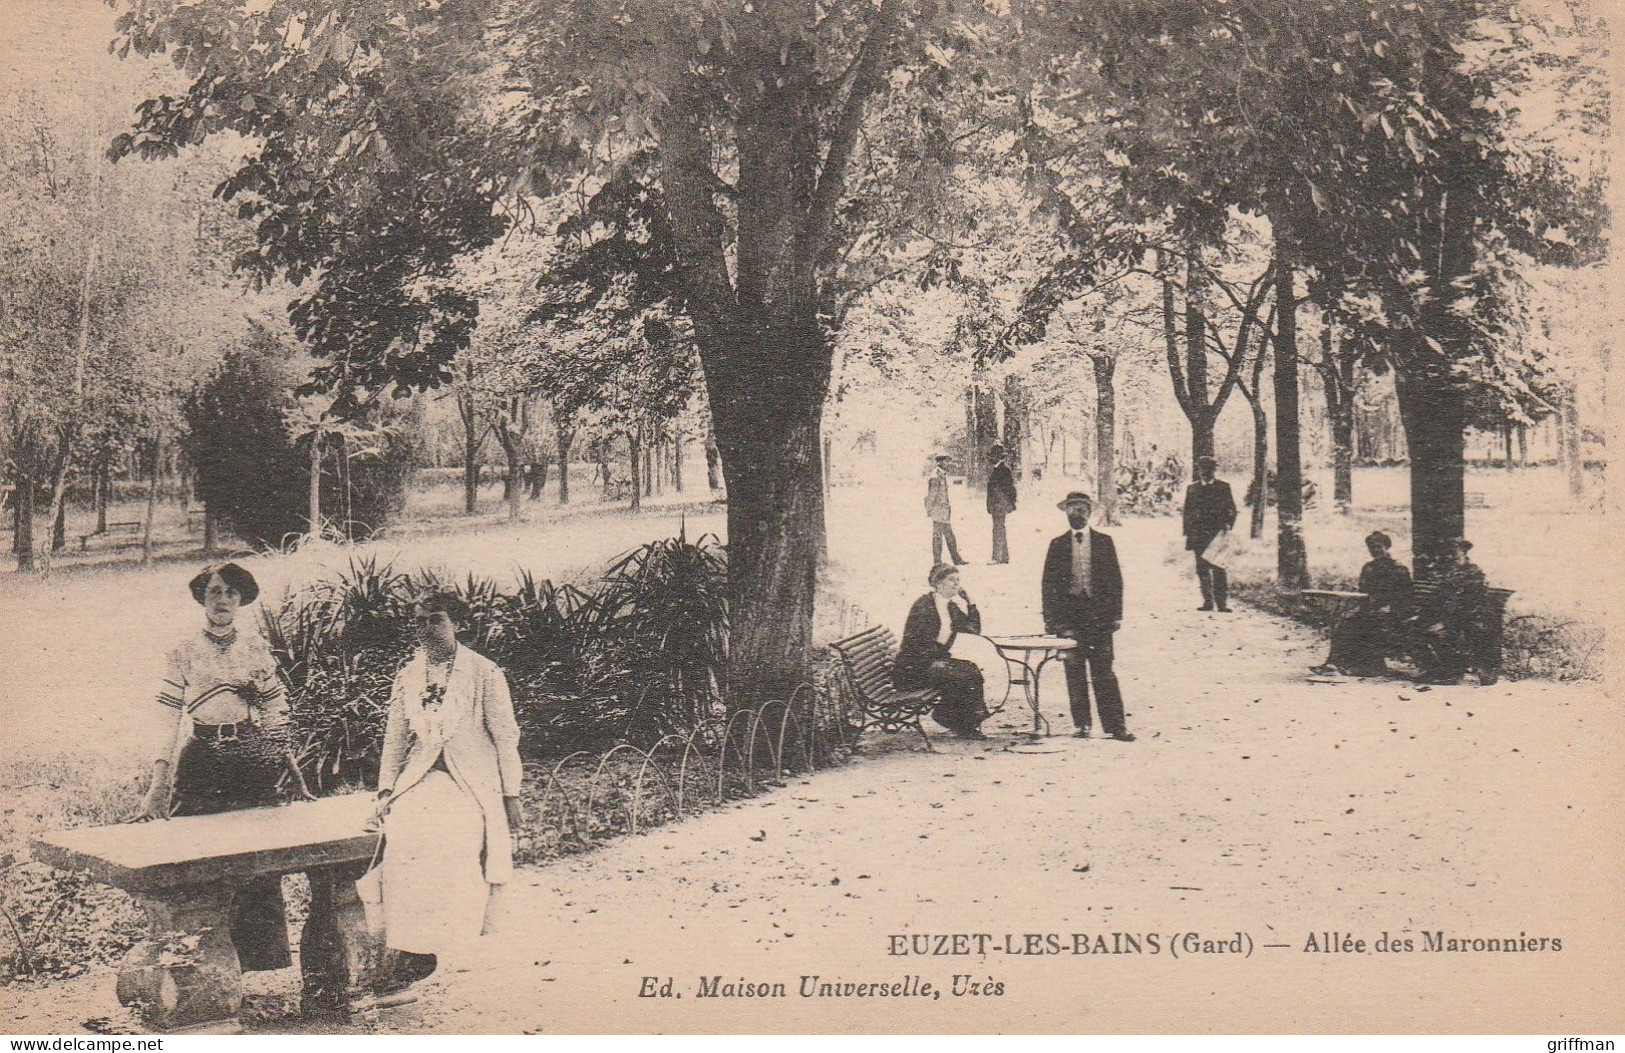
883, 930, 1564, 958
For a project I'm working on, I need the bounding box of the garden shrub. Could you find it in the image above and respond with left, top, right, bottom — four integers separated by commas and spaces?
266, 535, 730, 793
182, 330, 416, 549
1115, 455, 1184, 516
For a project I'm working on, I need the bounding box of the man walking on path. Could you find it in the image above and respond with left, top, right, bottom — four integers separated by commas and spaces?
986, 444, 1018, 564
1042, 492, 1134, 742
926, 454, 967, 566
1182, 456, 1237, 612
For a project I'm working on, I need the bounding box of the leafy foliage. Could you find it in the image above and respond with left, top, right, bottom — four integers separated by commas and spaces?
182, 330, 417, 547
263, 535, 729, 791
181, 332, 309, 548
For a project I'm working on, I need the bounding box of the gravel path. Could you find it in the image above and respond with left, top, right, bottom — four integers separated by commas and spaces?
360, 510, 1621, 1034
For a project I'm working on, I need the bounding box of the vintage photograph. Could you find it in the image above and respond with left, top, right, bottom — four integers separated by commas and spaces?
1, 0, 1619, 1037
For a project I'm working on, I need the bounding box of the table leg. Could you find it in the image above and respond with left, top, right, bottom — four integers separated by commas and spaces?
1028, 654, 1055, 737
1014, 653, 1053, 737
117, 883, 243, 1032
301, 863, 382, 1016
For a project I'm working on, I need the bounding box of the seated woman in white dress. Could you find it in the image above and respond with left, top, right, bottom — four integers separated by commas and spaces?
371, 590, 524, 991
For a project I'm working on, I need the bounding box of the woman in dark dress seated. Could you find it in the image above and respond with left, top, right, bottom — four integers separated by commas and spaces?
895, 563, 988, 739
1312, 531, 1413, 677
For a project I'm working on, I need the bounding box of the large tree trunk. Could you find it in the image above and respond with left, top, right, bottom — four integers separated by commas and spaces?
694, 317, 829, 705
655, 17, 889, 704
203, 504, 218, 556
1516, 422, 1528, 466
1394, 365, 1467, 577
1271, 231, 1308, 587
673, 433, 685, 493
1092, 354, 1118, 527
1502, 423, 1515, 472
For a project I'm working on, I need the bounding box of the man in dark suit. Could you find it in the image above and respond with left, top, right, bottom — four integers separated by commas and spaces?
1182, 456, 1237, 612
986, 444, 1018, 564
1042, 491, 1134, 742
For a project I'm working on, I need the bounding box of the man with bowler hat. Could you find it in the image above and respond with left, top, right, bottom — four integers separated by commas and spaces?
1042, 492, 1134, 741
1182, 455, 1237, 612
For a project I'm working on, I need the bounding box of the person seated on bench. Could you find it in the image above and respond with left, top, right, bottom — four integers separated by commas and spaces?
133, 562, 314, 972
370, 590, 524, 994
1311, 531, 1413, 677
1416, 538, 1494, 685
895, 564, 989, 740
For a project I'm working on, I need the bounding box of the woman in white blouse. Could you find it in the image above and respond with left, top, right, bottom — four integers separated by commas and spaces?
133, 562, 312, 970
370, 590, 524, 989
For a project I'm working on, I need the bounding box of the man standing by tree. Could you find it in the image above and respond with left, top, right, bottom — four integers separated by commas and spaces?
986, 444, 1018, 565
1042, 492, 1133, 742
1182, 456, 1237, 613
926, 454, 966, 567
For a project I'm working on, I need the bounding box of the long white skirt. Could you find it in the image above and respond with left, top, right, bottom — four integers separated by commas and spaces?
950, 633, 1014, 711
381, 769, 489, 954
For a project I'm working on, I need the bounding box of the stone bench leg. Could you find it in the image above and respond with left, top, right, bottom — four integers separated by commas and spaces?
117, 884, 243, 1032
300, 863, 382, 1016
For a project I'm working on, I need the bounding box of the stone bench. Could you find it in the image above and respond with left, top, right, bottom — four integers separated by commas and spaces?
31, 794, 379, 1033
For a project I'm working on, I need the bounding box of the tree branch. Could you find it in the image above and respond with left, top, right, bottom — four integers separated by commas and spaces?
1161, 256, 1194, 420
805, 0, 902, 268
656, 86, 736, 325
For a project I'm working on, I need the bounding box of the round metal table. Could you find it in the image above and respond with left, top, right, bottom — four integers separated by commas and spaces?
985, 634, 1076, 737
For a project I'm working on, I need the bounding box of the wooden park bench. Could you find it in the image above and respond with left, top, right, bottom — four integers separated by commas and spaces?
1301, 582, 1515, 683
32, 795, 379, 1033
828, 626, 939, 750
77, 519, 143, 552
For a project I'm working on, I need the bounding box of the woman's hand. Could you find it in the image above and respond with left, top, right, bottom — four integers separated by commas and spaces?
365, 789, 393, 832
132, 785, 170, 823
128, 761, 171, 823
